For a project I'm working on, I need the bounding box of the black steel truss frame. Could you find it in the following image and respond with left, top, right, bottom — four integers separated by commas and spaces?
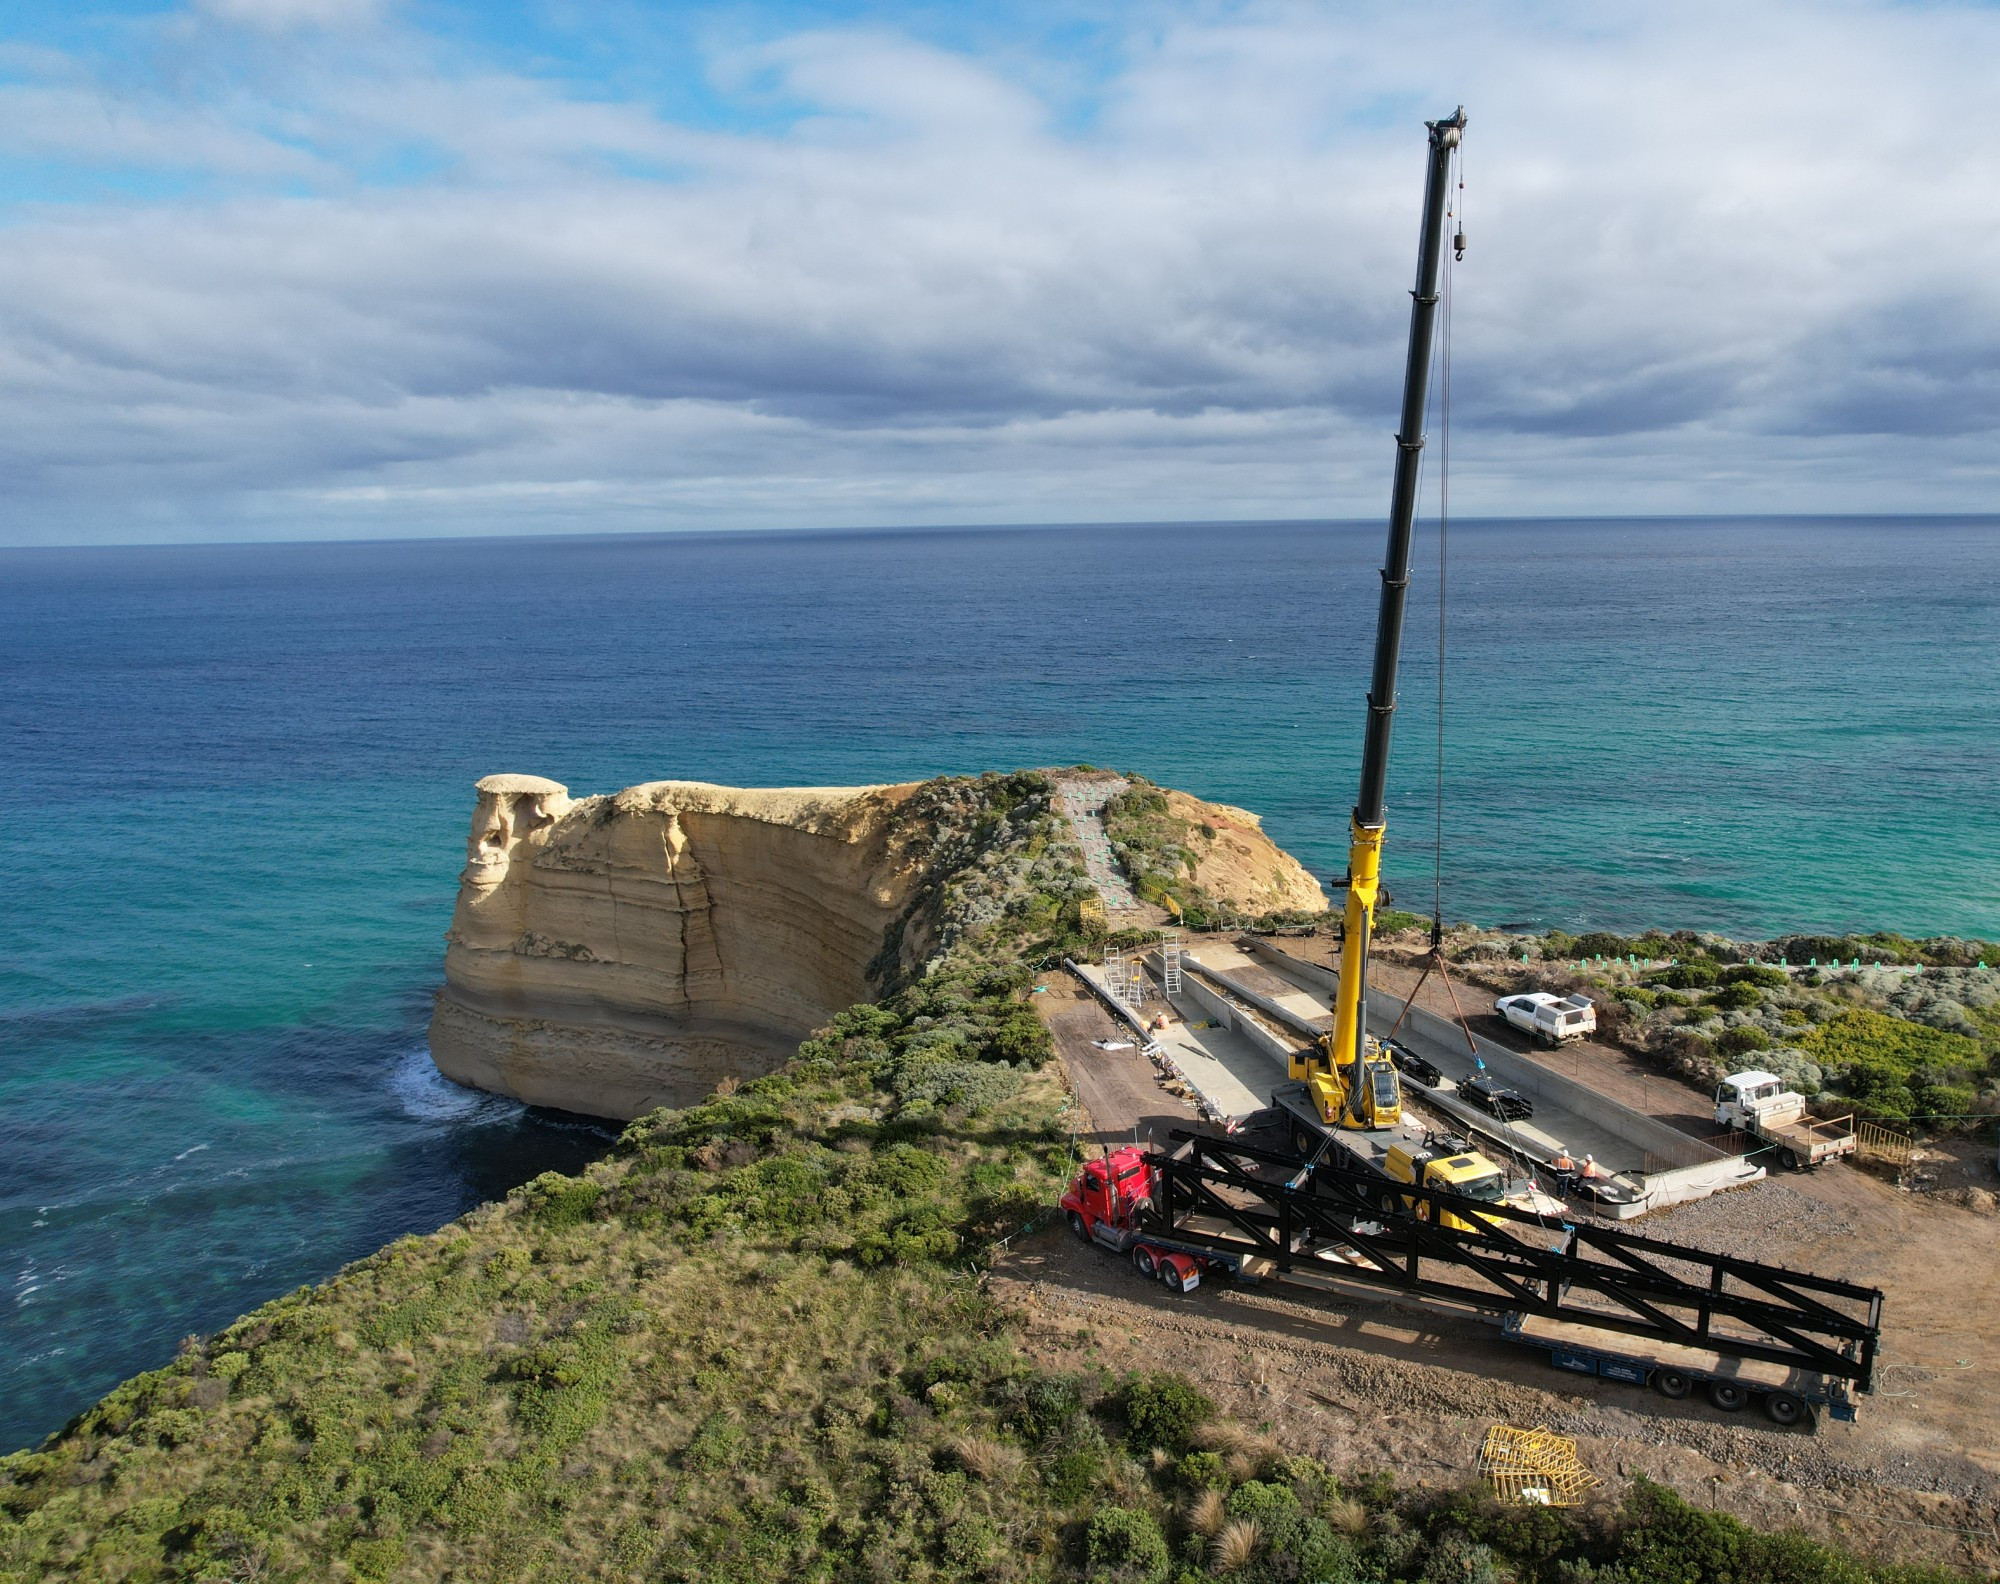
1156, 1130, 1882, 1389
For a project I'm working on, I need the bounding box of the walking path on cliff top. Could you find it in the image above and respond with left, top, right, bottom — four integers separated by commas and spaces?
1053, 774, 1141, 914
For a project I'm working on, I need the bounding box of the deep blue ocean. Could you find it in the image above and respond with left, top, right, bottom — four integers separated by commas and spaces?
3, 517, 1997, 1451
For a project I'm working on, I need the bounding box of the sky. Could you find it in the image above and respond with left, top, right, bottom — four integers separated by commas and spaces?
1, 0, 1997, 545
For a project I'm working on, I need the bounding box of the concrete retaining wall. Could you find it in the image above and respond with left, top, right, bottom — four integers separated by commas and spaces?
1167, 969, 1293, 1074
1180, 956, 1321, 1043
1383, 997, 1723, 1172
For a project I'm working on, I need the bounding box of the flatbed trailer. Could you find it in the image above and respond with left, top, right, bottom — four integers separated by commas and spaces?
1061, 1129, 1882, 1427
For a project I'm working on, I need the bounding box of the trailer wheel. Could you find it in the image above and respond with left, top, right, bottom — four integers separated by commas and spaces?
1067, 1211, 1088, 1243
1707, 1380, 1748, 1412
1133, 1246, 1157, 1279
1763, 1391, 1806, 1426
1293, 1127, 1317, 1157
1654, 1369, 1693, 1399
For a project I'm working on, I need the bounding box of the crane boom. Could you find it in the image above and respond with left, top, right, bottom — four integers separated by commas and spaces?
1297, 106, 1464, 1130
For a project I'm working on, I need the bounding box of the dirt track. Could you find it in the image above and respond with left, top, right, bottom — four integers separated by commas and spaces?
1027, 968, 2000, 1574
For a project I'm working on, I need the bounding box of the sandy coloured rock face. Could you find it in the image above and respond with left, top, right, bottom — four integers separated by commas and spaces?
430, 778, 926, 1119
427, 769, 1330, 1122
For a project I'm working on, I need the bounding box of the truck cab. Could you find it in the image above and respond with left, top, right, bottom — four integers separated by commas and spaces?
1062, 1146, 1157, 1238
1383, 1141, 1508, 1231
1713, 1070, 1794, 1129
1496, 992, 1597, 1046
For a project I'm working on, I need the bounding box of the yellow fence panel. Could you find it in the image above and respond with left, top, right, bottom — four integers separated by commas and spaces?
1856, 1122, 1913, 1166
1477, 1424, 1600, 1508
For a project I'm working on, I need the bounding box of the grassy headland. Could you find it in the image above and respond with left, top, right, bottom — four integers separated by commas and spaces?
1, 773, 1985, 1581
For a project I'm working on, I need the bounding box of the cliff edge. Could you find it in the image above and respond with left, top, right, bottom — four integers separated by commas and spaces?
429, 769, 1325, 1119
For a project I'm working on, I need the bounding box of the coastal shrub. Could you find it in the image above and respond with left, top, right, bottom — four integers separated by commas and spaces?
1709, 980, 1765, 1012
516, 1172, 602, 1229
1650, 957, 1721, 989
1174, 1450, 1230, 1490
1721, 963, 1790, 990
1084, 1506, 1171, 1584
1806, 1009, 1979, 1084
1717, 1025, 1771, 1057
1117, 1371, 1215, 1454
1374, 908, 1428, 936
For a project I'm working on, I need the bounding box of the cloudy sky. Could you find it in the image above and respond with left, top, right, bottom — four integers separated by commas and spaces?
2, 0, 1996, 544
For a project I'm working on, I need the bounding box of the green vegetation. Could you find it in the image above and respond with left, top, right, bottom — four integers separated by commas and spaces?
1, 776, 1987, 1579
1099, 777, 1329, 935
1800, 1009, 1988, 1125
1448, 920, 2000, 1133
1372, 907, 1429, 937
1101, 780, 1209, 917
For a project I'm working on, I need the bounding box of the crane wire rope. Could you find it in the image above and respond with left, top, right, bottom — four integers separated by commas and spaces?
1433, 144, 1457, 950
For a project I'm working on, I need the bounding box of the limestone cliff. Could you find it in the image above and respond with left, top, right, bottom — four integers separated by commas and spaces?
429, 775, 936, 1119
1165, 789, 1329, 915
429, 770, 1328, 1120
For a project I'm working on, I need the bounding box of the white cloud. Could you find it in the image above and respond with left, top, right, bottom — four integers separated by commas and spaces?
195, 0, 386, 31
1, 0, 1997, 543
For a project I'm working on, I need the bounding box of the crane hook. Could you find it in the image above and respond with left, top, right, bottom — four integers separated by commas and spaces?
1454, 226, 1466, 261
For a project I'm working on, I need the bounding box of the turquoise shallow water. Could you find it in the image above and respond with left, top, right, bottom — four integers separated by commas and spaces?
2, 516, 1996, 1450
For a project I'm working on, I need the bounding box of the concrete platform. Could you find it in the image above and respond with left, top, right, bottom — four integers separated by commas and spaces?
1066, 960, 1269, 1121
1190, 939, 1764, 1215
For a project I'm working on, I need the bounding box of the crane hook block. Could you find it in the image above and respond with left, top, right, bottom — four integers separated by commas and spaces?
1454, 227, 1467, 261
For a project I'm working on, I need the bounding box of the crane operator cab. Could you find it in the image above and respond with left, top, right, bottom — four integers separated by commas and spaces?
1292, 1031, 1403, 1131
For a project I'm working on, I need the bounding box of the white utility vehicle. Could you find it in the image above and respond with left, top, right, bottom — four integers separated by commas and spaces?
1713, 1070, 1857, 1170
1495, 992, 1597, 1045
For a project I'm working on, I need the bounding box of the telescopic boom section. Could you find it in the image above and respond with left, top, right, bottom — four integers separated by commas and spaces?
1328, 107, 1465, 1098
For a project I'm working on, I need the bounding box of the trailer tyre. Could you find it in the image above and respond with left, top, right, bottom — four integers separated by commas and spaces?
1764, 1391, 1806, 1426
1133, 1246, 1157, 1279
1654, 1369, 1693, 1400
1708, 1380, 1749, 1412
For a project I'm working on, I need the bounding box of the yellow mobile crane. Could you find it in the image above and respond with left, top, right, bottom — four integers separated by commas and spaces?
1286, 107, 1465, 1134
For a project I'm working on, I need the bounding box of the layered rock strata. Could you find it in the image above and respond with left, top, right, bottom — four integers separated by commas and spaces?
429, 771, 1329, 1121
429, 775, 930, 1119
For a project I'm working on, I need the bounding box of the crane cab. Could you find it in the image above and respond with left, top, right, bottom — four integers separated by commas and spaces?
1290, 1033, 1402, 1130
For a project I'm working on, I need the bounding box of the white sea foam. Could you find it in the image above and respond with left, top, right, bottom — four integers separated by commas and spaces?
172, 1143, 209, 1162
390, 1046, 522, 1125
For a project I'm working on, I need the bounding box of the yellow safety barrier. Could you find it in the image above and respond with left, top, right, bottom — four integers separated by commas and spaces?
1477, 1425, 1600, 1508
1856, 1122, 1913, 1167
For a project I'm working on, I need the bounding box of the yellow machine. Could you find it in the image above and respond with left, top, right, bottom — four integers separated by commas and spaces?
1382, 1142, 1505, 1231
1289, 108, 1466, 1133
1288, 817, 1403, 1130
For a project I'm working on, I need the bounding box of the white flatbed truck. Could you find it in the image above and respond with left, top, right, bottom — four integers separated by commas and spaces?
1714, 1070, 1857, 1170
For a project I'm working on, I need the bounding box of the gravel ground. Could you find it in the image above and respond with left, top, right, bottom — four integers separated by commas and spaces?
1636, 1181, 1856, 1258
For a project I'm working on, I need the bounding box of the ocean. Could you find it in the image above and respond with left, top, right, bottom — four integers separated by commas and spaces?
3, 516, 1996, 1451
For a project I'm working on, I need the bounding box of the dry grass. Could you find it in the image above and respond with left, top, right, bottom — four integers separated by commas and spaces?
1224, 1449, 1264, 1484
1322, 1494, 1369, 1536
947, 1435, 1023, 1484
1186, 1489, 1226, 1537
1192, 1420, 1254, 1455
1212, 1517, 1263, 1573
